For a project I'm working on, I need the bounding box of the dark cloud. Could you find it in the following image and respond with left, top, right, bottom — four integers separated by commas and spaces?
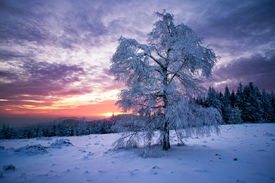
0, 1, 49, 44
0, 49, 27, 61
210, 50, 275, 92
0, 0, 115, 51
188, 0, 275, 56
0, 70, 17, 80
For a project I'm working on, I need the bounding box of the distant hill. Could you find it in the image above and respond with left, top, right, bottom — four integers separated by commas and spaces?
53, 117, 80, 124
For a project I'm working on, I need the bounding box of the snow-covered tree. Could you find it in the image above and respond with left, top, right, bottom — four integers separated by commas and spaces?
242, 82, 263, 123
195, 94, 206, 106
228, 107, 243, 124
110, 10, 221, 150
235, 83, 244, 118
271, 91, 275, 122
261, 89, 273, 122
221, 86, 232, 123
205, 87, 222, 115
76, 118, 90, 136
230, 90, 237, 108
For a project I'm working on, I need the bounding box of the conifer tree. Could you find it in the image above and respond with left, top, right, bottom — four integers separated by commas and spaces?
271, 91, 275, 122
242, 82, 263, 123
230, 90, 237, 108
205, 87, 222, 116
221, 86, 232, 123
228, 107, 243, 124
261, 89, 273, 122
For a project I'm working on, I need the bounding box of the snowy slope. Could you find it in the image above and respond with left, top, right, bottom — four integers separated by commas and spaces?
0, 123, 274, 183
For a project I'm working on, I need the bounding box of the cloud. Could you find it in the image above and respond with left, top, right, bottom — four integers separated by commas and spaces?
0, 60, 87, 98
209, 50, 275, 92
188, 0, 275, 57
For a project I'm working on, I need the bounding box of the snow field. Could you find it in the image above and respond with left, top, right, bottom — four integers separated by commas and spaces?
0, 123, 274, 183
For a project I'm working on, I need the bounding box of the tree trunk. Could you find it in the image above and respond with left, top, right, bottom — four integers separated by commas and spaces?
162, 120, 170, 150
162, 66, 170, 151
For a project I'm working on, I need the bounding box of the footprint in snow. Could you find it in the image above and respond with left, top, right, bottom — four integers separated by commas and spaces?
83, 155, 88, 159
87, 152, 94, 156
152, 166, 160, 169
128, 171, 133, 176
79, 149, 86, 153
20, 173, 26, 177
150, 166, 160, 175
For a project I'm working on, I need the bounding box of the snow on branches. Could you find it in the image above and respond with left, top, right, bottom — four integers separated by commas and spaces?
110, 10, 221, 150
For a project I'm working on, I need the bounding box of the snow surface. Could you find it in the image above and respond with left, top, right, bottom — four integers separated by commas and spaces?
0, 123, 275, 183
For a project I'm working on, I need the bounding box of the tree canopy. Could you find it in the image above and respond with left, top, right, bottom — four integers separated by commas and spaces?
110, 10, 222, 150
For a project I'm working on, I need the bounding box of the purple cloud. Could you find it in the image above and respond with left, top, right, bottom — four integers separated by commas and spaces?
0, 60, 88, 99
208, 51, 275, 92
186, 0, 275, 57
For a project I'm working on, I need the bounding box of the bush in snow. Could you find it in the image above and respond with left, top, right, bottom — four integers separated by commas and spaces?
14, 144, 48, 154
3, 164, 16, 171
50, 139, 73, 148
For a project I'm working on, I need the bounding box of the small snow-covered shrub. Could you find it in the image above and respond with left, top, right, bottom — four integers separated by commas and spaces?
50, 139, 73, 148
15, 144, 48, 154
3, 164, 16, 171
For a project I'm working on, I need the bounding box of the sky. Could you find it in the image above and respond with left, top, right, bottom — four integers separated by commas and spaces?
0, 0, 274, 124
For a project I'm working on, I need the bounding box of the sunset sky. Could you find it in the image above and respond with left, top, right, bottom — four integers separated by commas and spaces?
0, 0, 274, 124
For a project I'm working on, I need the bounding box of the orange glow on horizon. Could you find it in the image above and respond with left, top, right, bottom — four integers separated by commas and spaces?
101, 112, 125, 117
102, 112, 114, 117
0, 100, 125, 120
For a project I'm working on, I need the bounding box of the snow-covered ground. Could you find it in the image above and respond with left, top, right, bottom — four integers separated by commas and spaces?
0, 123, 274, 183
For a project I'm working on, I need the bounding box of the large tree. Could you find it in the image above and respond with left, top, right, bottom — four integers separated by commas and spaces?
110, 11, 222, 150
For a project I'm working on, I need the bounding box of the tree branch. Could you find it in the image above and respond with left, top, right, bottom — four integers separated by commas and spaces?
168, 63, 185, 85
146, 53, 164, 70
